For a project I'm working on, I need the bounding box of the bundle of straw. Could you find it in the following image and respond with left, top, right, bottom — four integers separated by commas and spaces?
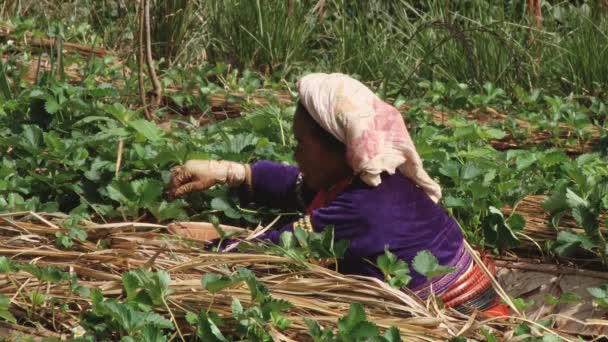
0, 212, 601, 340
0, 212, 488, 340
502, 195, 608, 249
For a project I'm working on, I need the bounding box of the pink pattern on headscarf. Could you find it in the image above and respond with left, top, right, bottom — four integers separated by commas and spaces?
348, 130, 381, 167
372, 99, 408, 140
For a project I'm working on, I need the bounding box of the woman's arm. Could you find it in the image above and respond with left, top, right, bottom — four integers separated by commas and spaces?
240, 160, 314, 211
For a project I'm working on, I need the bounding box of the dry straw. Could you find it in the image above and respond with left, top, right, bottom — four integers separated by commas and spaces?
0, 211, 586, 340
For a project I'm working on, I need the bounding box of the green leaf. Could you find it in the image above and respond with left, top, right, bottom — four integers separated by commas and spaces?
461, 163, 482, 180
305, 318, 323, 338
139, 325, 168, 342
511, 297, 534, 311
439, 161, 460, 182
231, 297, 243, 317
513, 323, 531, 336
443, 196, 466, 208
587, 286, 607, 299
484, 206, 520, 249
293, 227, 309, 248
553, 231, 596, 256
559, 292, 582, 304
0, 294, 16, 323
30, 290, 45, 306
545, 292, 582, 305
107, 180, 137, 204
129, 119, 163, 142
516, 152, 538, 171
542, 190, 569, 213
0, 257, 15, 273
376, 245, 411, 288
131, 179, 163, 206
506, 214, 526, 231
270, 311, 292, 330
210, 197, 232, 211
201, 273, 240, 293
544, 295, 559, 305
185, 312, 199, 326
337, 303, 366, 334
412, 250, 455, 281
566, 189, 588, 209
349, 321, 379, 339
44, 97, 60, 114
123, 269, 173, 306
382, 326, 402, 342
148, 200, 188, 222
122, 272, 139, 303
21, 124, 43, 151
542, 334, 561, 342
194, 311, 228, 342
280, 231, 295, 249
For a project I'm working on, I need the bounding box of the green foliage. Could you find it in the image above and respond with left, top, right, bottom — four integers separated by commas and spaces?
305, 303, 401, 342
543, 292, 582, 306
542, 155, 608, 261
246, 226, 350, 267
80, 270, 176, 338
122, 269, 173, 308
55, 214, 88, 249
81, 289, 174, 338
412, 250, 455, 281
587, 284, 608, 308
511, 297, 535, 312
199, 267, 294, 341
186, 310, 227, 342
376, 245, 411, 288
0, 294, 16, 324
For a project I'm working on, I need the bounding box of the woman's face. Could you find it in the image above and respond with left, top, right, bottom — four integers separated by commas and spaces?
293, 106, 351, 192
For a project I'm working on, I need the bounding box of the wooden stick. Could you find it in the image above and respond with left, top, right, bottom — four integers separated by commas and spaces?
137, 0, 152, 121
0, 25, 112, 58
115, 139, 124, 178
144, 0, 162, 114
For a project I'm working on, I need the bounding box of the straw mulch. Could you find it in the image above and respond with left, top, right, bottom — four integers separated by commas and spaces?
502, 195, 608, 253
1, 212, 598, 341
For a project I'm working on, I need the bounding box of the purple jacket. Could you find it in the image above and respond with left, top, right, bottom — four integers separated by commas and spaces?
240, 161, 466, 290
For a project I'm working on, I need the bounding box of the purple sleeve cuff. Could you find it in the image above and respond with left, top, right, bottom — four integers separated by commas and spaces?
243, 161, 302, 209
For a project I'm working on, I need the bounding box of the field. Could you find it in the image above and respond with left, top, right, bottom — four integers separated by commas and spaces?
0, 1, 607, 341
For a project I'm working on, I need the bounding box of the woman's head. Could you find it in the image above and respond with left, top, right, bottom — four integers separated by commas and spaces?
293, 101, 352, 191
295, 72, 442, 202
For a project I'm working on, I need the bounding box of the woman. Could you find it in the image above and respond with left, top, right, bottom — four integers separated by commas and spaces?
168, 73, 508, 316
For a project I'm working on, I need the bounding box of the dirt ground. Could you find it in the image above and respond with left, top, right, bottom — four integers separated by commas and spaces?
498, 266, 608, 337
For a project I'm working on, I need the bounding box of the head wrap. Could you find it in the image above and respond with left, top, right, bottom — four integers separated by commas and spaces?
296, 72, 441, 203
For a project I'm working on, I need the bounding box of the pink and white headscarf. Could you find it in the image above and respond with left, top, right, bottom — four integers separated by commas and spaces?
296, 73, 442, 203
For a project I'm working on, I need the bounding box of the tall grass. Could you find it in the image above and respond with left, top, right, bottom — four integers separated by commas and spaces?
2, 0, 608, 98
204, 0, 316, 76
552, 7, 608, 97
151, 0, 208, 65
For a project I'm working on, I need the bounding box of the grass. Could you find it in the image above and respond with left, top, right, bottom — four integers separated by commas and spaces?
2, 1, 607, 98
205, 0, 316, 76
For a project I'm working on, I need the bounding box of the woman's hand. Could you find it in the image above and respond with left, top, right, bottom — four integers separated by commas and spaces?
168, 160, 249, 198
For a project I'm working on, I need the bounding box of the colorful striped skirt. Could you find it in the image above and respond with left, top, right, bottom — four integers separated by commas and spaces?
414, 245, 509, 317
